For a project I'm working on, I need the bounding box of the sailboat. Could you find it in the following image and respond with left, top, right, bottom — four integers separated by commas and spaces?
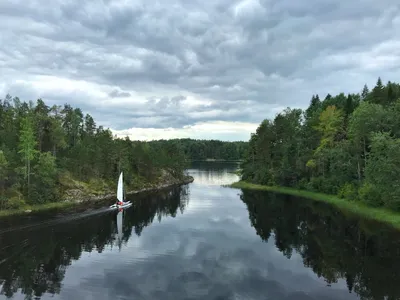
109, 172, 132, 210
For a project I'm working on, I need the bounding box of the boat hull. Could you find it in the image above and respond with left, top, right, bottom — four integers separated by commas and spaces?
109, 201, 132, 210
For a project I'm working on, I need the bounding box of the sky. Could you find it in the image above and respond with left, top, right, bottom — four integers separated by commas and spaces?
1, 0, 400, 141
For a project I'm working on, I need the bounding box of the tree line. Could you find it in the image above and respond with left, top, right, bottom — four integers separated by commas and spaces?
0, 95, 188, 209
148, 138, 248, 161
241, 77, 400, 210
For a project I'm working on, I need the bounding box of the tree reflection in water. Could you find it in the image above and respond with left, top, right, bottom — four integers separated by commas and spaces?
3, 185, 400, 300
0, 185, 189, 299
240, 189, 400, 300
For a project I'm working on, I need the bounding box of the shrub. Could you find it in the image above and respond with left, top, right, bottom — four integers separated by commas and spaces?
338, 183, 358, 201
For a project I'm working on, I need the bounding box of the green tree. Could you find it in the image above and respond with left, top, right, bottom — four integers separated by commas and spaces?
315, 105, 344, 149
0, 150, 8, 209
32, 152, 58, 204
34, 98, 50, 151
371, 77, 386, 105
18, 116, 38, 199
360, 132, 400, 209
361, 84, 369, 101
348, 102, 389, 177
387, 81, 396, 104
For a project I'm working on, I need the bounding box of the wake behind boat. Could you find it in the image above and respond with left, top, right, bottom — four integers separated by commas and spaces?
109, 172, 132, 210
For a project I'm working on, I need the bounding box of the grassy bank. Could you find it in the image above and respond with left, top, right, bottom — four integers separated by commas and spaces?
230, 181, 400, 230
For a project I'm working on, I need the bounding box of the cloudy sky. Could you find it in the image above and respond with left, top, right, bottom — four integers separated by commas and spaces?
1, 0, 400, 141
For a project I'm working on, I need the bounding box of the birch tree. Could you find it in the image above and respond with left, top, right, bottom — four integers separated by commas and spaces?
18, 116, 38, 199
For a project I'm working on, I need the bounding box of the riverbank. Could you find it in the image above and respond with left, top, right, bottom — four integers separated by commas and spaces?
229, 181, 400, 230
0, 173, 194, 217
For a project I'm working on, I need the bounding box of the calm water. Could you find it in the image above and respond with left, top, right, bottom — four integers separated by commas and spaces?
1, 162, 400, 300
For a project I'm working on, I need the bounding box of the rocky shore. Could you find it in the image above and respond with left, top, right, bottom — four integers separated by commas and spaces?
62, 170, 194, 204
0, 170, 194, 217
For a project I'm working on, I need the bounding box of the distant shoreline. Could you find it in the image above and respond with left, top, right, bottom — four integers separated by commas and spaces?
190, 159, 243, 162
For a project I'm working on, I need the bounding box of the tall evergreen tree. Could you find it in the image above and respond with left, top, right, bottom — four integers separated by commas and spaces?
361, 84, 369, 101
371, 77, 386, 105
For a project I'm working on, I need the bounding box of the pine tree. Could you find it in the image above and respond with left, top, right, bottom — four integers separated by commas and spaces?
361, 84, 369, 101
387, 81, 396, 104
371, 77, 386, 105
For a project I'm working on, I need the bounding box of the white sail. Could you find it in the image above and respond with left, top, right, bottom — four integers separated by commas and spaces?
117, 172, 123, 203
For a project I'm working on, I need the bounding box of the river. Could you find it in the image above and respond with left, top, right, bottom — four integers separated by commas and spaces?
0, 161, 399, 300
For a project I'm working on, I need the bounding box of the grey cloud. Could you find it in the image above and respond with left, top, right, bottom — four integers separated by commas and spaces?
145, 95, 186, 110
108, 89, 131, 98
1, 0, 400, 132
170, 95, 186, 104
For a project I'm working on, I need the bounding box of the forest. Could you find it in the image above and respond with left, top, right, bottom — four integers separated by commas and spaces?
0, 95, 188, 210
148, 138, 247, 161
241, 77, 400, 211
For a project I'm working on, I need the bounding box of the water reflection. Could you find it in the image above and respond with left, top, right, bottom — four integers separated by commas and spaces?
187, 161, 240, 186
2, 161, 400, 300
116, 211, 123, 249
0, 186, 189, 299
240, 189, 400, 300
